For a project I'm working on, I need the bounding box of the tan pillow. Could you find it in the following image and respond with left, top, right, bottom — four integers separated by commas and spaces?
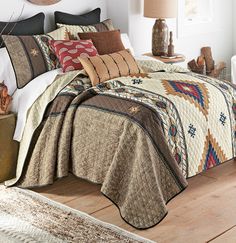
78, 30, 125, 55
79, 49, 143, 86
57, 19, 115, 40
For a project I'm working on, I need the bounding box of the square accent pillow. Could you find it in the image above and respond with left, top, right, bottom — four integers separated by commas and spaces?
3, 27, 69, 89
79, 49, 143, 86
78, 30, 125, 55
49, 39, 98, 72
57, 19, 115, 40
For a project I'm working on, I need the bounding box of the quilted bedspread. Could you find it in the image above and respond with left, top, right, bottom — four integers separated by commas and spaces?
7, 60, 236, 229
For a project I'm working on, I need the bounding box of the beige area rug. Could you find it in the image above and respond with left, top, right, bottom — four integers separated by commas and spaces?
0, 186, 154, 243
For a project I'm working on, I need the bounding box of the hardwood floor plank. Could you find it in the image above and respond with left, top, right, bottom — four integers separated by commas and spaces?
91, 205, 137, 234
33, 174, 101, 204
209, 226, 236, 243
65, 190, 112, 214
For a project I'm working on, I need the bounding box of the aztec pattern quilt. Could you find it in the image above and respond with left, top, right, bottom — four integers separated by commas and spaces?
101, 70, 236, 178
7, 60, 236, 229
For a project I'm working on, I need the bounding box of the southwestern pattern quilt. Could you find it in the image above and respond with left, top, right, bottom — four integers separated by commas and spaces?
7, 60, 236, 229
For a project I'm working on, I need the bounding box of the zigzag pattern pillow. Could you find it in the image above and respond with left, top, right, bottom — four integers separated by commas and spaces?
57, 19, 114, 40
3, 27, 69, 89
49, 39, 98, 72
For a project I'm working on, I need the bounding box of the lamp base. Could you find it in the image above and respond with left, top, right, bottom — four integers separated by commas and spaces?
152, 19, 169, 56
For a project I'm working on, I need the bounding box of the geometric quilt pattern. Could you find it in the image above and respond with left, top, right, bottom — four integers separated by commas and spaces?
198, 130, 227, 172
162, 80, 210, 117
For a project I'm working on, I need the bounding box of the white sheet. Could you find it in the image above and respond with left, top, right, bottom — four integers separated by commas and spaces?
13, 69, 63, 142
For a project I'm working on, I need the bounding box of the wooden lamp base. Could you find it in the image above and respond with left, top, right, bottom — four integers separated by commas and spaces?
152, 19, 168, 56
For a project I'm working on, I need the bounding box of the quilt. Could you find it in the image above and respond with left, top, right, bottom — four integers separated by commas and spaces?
7, 60, 236, 229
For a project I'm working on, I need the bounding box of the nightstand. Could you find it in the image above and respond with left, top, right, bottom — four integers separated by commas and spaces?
0, 113, 19, 183
144, 53, 186, 64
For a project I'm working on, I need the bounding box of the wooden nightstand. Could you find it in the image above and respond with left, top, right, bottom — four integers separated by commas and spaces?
0, 113, 19, 182
144, 53, 186, 64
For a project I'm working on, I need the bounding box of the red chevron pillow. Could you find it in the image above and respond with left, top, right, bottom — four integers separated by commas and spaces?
49, 39, 98, 72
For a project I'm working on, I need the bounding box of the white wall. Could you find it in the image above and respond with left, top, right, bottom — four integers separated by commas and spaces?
106, 0, 129, 33
107, 0, 233, 76
1, 0, 107, 32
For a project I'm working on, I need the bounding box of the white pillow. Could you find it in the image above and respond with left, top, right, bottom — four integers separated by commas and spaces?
121, 33, 135, 55
0, 48, 16, 95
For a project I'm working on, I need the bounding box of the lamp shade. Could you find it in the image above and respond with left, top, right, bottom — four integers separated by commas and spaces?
144, 0, 178, 19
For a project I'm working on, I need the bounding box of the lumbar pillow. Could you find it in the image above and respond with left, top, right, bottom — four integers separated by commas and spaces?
78, 30, 125, 55
0, 13, 45, 47
3, 27, 69, 89
79, 49, 143, 86
57, 19, 115, 40
55, 8, 101, 26
49, 39, 98, 72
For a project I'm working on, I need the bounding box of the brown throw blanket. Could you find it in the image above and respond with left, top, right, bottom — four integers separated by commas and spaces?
17, 79, 187, 229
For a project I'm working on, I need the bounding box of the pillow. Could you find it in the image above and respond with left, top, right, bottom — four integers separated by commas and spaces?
55, 8, 101, 26
79, 49, 143, 86
121, 33, 135, 55
0, 48, 16, 96
78, 30, 125, 55
0, 13, 45, 47
3, 27, 69, 89
49, 39, 98, 72
57, 19, 115, 40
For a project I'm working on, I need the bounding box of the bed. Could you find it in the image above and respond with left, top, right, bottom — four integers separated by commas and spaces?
4, 59, 235, 229
1, 10, 236, 230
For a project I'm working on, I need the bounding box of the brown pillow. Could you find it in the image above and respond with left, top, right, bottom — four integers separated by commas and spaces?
78, 49, 143, 86
78, 30, 125, 55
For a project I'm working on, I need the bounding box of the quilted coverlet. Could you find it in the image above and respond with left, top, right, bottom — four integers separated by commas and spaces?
7, 61, 236, 229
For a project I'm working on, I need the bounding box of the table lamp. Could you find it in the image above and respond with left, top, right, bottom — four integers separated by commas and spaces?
144, 0, 178, 56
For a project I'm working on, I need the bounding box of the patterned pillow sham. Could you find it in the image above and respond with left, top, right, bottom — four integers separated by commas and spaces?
57, 19, 115, 40
49, 39, 98, 72
3, 27, 69, 89
78, 49, 143, 86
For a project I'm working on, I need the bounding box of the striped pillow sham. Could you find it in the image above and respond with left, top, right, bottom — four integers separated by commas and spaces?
3, 27, 69, 89
79, 49, 143, 86
57, 19, 115, 40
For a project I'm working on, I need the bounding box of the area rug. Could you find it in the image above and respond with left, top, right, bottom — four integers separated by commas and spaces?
0, 186, 154, 243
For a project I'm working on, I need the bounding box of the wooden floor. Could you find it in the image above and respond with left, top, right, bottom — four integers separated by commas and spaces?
33, 159, 236, 243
